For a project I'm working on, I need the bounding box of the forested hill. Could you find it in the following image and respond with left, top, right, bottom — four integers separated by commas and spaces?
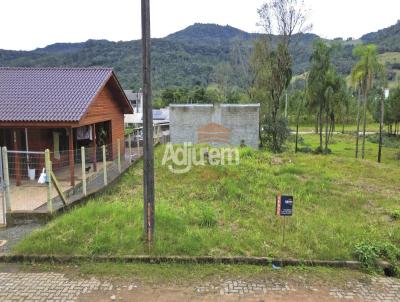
361, 20, 400, 52
0, 22, 399, 92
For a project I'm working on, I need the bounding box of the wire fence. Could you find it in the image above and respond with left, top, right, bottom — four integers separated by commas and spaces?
0, 130, 169, 219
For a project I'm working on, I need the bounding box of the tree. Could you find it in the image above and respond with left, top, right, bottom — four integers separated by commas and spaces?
307, 40, 346, 153
387, 86, 400, 135
212, 63, 233, 102
252, 40, 292, 151
230, 41, 254, 100
350, 73, 363, 158
351, 44, 384, 159
307, 40, 332, 152
252, 0, 311, 152
257, 0, 311, 44
294, 81, 308, 153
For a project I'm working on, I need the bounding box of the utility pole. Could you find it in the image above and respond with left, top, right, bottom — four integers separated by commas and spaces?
141, 0, 155, 243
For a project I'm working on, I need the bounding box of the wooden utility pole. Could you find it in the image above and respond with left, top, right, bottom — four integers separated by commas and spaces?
142, 0, 155, 243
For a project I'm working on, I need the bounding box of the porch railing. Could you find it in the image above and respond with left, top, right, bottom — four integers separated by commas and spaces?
0, 126, 169, 225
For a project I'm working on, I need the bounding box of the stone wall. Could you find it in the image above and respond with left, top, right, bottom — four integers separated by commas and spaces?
170, 104, 260, 149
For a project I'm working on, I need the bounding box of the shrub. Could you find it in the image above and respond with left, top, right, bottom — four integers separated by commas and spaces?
199, 206, 218, 228
288, 135, 304, 145
239, 147, 255, 158
354, 241, 380, 269
313, 147, 332, 154
354, 240, 400, 274
391, 209, 400, 220
261, 117, 290, 153
368, 134, 400, 148
297, 146, 313, 153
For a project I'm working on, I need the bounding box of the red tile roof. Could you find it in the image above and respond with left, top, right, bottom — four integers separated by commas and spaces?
0, 67, 131, 122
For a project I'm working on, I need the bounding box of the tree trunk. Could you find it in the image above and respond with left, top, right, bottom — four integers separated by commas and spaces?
355, 91, 361, 158
361, 93, 368, 159
329, 112, 335, 140
319, 105, 323, 151
259, 113, 263, 147
271, 97, 279, 152
295, 104, 301, 153
325, 111, 329, 152
378, 95, 384, 163
315, 113, 319, 134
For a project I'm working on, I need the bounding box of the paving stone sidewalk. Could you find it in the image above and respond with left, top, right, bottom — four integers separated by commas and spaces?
0, 271, 399, 301
0, 272, 138, 302
196, 277, 400, 301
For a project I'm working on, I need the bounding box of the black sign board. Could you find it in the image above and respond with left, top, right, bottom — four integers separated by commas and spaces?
276, 195, 293, 216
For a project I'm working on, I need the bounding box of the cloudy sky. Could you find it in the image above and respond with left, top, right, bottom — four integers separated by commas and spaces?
1, 0, 399, 50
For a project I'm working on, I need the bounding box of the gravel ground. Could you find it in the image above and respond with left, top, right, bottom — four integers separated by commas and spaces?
0, 223, 41, 254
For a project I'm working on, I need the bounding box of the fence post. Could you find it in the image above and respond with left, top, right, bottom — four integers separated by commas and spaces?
117, 139, 121, 172
2, 147, 11, 212
45, 149, 53, 213
128, 133, 132, 163
136, 130, 140, 157
103, 145, 107, 185
81, 147, 87, 196
153, 125, 155, 145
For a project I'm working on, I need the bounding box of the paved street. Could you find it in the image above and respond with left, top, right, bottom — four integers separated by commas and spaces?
0, 269, 399, 301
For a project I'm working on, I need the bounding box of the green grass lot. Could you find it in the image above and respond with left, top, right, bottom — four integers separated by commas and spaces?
14, 134, 400, 266
296, 133, 400, 165
294, 123, 380, 133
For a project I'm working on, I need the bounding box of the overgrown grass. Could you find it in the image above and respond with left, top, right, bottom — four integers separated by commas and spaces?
294, 123, 380, 133
14, 263, 367, 285
14, 135, 400, 268
296, 133, 400, 165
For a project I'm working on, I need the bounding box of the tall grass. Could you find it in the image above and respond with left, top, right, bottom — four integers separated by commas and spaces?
14, 135, 400, 262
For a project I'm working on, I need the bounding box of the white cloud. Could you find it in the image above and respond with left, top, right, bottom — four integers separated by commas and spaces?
0, 0, 399, 50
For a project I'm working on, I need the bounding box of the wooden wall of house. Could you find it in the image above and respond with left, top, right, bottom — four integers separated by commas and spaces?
80, 83, 126, 158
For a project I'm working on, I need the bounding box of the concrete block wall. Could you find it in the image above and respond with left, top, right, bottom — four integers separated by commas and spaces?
170, 104, 260, 149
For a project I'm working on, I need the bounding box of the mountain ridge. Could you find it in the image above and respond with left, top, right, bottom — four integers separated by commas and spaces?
0, 22, 399, 91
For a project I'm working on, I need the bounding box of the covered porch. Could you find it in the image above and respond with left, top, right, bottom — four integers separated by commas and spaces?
7, 160, 110, 211
0, 120, 114, 188
0, 120, 123, 212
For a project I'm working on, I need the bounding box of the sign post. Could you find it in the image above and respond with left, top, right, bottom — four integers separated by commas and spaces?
276, 194, 293, 246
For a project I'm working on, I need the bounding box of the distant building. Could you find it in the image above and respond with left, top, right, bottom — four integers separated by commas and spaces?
124, 90, 143, 125
169, 104, 260, 149
124, 90, 169, 126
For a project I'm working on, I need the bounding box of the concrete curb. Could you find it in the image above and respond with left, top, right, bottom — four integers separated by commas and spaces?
0, 254, 391, 269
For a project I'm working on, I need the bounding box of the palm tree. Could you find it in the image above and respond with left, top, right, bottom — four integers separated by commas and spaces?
308, 41, 332, 152
350, 72, 363, 158
351, 44, 383, 159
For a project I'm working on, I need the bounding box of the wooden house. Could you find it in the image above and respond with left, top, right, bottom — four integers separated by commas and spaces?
0, 67, 133, 186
